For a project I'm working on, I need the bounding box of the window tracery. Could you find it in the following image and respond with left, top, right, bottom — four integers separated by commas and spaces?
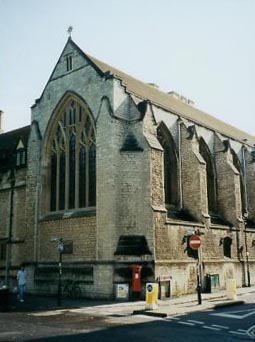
49, 99, 96, 212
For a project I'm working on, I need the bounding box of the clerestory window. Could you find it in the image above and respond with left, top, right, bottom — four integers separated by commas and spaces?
49, 99, 96, 212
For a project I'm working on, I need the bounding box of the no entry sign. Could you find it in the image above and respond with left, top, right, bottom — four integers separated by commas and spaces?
189, 235, 201, 250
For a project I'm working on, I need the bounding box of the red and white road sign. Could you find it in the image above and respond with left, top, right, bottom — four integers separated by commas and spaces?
189, 235, 201, 250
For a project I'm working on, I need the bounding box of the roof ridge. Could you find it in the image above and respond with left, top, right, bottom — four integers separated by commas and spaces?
87, 53, 255, 145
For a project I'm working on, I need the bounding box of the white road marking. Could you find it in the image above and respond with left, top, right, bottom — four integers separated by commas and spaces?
211, 309, 255, 320
237, 329, 247, 333
187, 320, 204, 324
178, 321, 195, 326
247, 325, 255, 338
211, 324, 229, 329
170, 317, 180, 320
202, 325, 221, 331
229, 331, 247, 336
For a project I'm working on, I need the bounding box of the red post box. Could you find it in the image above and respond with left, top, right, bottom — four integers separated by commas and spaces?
132, 265, 142, 292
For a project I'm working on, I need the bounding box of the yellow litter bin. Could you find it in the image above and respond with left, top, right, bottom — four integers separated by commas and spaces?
226, 278, 237, 300
146, 283, 159, 309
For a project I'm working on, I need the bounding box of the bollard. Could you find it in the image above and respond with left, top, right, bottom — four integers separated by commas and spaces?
145, 283, 159, 310
226, 278, 237, 300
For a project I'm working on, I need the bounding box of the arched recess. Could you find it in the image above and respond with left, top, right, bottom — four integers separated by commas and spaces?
157, 122, 179, 209
42, 92, 96, 213
231, 149, 246, 215
199, 138, 218, 215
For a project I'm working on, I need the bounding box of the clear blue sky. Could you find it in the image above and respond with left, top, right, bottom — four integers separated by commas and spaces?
1, 0, 255, 134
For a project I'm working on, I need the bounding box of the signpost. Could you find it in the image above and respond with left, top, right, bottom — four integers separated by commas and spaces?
189, 235, 201, 250
189, 235, 202, 305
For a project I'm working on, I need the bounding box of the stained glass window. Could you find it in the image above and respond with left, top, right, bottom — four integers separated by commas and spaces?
49, 99, 96, 211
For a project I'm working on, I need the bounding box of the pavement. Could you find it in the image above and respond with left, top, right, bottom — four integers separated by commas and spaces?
1, 285, 255, 318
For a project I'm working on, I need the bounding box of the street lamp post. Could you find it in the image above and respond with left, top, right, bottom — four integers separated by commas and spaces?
51, 238, 64, 306
57, 238, 64, 306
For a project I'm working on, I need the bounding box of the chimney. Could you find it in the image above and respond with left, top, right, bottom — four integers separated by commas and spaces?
168, 91, 194, 106
147, 83, 159, 89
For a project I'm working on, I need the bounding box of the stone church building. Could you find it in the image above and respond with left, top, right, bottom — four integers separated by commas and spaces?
0, 37, 254, 299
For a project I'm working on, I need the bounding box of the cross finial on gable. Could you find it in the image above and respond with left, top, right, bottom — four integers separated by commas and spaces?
67, 26, 73, 38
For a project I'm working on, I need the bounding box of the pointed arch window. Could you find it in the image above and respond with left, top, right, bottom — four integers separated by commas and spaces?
16, 139, 27, 168
49, 99, 96, 211
199, 138, 218, 214
157, 124, 179, 208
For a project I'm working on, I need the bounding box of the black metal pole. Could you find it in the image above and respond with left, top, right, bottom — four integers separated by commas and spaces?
247, 253, 251, 287
245, 229, 251, 287
244, 218, 251, 287
57, 251, 62, 306
196, 261, 202, 305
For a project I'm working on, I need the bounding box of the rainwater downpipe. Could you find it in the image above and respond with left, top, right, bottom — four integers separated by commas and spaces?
178, 118, 183, 209
242, 144, 250, 287
242, 145, 248, 214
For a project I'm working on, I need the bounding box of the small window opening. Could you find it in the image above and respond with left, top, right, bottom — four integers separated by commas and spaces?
16, 149, 26, 167
223, 236, 232, 258
0, 243, 6, 261
16, 139, 26, 168
66, 55, 73, 71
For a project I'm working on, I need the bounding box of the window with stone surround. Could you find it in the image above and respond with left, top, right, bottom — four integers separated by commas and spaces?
157, 123, 179, 209
223, 236, 232, 258
49, 98, 96, 212
16, 139, 27, 168
66, 55, 73, 71
199, 138, 218, 214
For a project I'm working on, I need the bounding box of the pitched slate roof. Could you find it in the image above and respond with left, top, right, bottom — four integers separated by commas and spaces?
85, 52, 255, 146
33, 38, 255, 146
0, 125, 30, 171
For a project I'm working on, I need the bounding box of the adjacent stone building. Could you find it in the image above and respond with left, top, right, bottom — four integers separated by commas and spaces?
0, 37, 254, 299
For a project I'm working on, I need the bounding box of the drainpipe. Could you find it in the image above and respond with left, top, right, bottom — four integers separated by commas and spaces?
177, 118, 183, 209
242, 145, 250, 287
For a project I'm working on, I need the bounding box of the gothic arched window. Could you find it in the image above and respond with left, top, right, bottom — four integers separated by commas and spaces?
157, 123, 179, 208
199, 138, 217, 214
49, 99, 96, 212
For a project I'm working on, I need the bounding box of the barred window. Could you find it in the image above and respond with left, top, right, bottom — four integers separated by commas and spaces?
50, 99, 96, 211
